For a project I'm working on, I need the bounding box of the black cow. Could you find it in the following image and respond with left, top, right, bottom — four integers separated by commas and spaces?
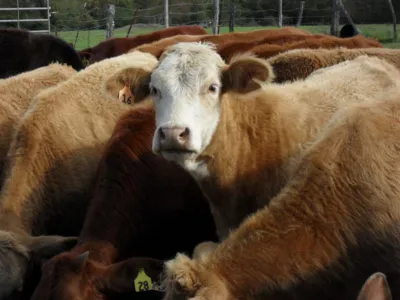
0, 28, 84, 79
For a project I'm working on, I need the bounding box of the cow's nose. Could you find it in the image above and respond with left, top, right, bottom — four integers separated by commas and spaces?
159, 126, 191, 150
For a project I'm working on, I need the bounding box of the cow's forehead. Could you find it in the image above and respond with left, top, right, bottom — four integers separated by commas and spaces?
151, 42, 225, 87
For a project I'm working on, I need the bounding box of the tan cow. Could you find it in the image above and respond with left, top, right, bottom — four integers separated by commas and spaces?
0, 64, 76, 183
0, 50, 158, 298
146, 42, 400, 299
266, 47, 400, 83
150, 42, 400, 237
159, 90, 400, 300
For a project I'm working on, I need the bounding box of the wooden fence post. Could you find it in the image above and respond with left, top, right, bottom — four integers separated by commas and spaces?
387, 0, 397, 41
212, 0, 220, 34
229, 0, 235, 32
296, 1, 305, 27
106, 4, 115, 39
330, 0, 340, 36
278, 0, 283, 27
164, 0, 169, 28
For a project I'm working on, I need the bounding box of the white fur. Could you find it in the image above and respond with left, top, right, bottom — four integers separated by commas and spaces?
151, 42, 225, 172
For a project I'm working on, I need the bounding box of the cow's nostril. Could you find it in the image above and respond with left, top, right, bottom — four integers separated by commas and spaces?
179, 127, 190, 140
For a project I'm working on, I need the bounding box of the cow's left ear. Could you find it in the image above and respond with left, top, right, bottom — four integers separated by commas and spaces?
221, 55, 275, 94
104, 67, 152, 104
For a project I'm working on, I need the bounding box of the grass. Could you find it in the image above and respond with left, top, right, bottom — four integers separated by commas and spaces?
55, 24, 399, 50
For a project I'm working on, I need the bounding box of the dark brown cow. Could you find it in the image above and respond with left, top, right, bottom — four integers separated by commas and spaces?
31, 99, 218, 300
218, 33, 383, 62
134, 27, 312, 59
78, 25, 207, 65
0, 28, 84, 79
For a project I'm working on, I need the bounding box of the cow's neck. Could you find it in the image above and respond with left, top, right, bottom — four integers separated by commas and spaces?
197, 89, 317, 238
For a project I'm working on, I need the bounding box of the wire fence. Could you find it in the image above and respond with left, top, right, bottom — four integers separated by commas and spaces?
0, 0, 398, 50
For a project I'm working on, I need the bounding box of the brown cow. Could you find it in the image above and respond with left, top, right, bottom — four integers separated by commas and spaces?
133, 27, 311, 59
266, 47, 400, 83
31, 99, 217, 300
147, 43, 400, 299
0, 50, 157, 298
79, 25, 207, 65
219, 33, 383, 62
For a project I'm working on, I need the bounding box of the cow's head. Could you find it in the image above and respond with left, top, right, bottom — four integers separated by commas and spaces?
31, 251, 164, 300
0, 231, 77, 298
150, 42, 274, 176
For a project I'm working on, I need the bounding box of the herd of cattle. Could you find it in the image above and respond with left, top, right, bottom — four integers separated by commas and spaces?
0, 23, 399, 300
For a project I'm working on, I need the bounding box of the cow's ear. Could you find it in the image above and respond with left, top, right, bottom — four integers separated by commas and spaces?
357, 273, 392, 300
25, 235, 78, 259
104, 67, 152, 104
221, 55, 275, 94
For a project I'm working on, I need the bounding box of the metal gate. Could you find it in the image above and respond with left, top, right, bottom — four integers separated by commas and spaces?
0, 0, 51, 33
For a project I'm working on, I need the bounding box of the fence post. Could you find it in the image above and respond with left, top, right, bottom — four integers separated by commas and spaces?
16, 0, 20, 28
296, 1, 305, 27
164, 0, 169, 28
278, 0, 283, 27
229, 0, 235, 32
387, 0, 397, 41
330, 0, 340, 36
106, 4, 115, 39
212, 0, 220, 34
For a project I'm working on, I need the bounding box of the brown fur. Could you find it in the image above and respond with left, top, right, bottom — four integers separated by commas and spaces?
78, 25, 207, 65
163, 79, 400, 300
31, 101, 217, 300
146, 43, 400, 299
0, 50, 158, 298
219, 34, 383, 62
134, 27, 311, 59
265, 47, 400, 83
0, 64, 76, 186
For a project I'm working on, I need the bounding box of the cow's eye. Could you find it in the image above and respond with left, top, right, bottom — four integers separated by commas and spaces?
208, 84, 218, 93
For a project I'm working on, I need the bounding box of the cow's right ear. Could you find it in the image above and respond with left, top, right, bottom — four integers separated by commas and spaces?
104, 67, 152, 105
221, 55, 275, 94
357, 272, 392, 300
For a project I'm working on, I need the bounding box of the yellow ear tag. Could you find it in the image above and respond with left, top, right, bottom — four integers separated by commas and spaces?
82, 57, 89, 67
134, 268, 153, 292
118, 85, 133, 105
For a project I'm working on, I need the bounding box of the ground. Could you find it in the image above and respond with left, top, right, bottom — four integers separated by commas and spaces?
55, 24, 399, 51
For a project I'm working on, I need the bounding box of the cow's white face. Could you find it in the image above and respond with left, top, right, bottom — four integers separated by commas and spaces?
151, 42, 274, 177
151, 42, 226, 175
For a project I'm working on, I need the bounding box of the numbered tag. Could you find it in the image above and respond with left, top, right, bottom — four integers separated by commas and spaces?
82, 57, 89, 67
118, 85, 133, 105
134, 268, 153, 292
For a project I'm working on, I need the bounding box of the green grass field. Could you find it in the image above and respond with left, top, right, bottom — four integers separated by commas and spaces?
56, 24, 399, 51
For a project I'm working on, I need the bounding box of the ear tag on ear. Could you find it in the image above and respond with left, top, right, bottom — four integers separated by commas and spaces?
134, 268, 153, 292
82, 57, 89, 67
118, 85, 133, 105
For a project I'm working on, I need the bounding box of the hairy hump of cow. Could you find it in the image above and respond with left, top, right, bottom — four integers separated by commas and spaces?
31, 100, 217, 300
0, 50, 158, 298
0, 63, 76, 187
134, 27, 311, 60
266, 47, 400, 83
80, 25, 207, 65
0, 28, 84, 79
161, 71, 400, 300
